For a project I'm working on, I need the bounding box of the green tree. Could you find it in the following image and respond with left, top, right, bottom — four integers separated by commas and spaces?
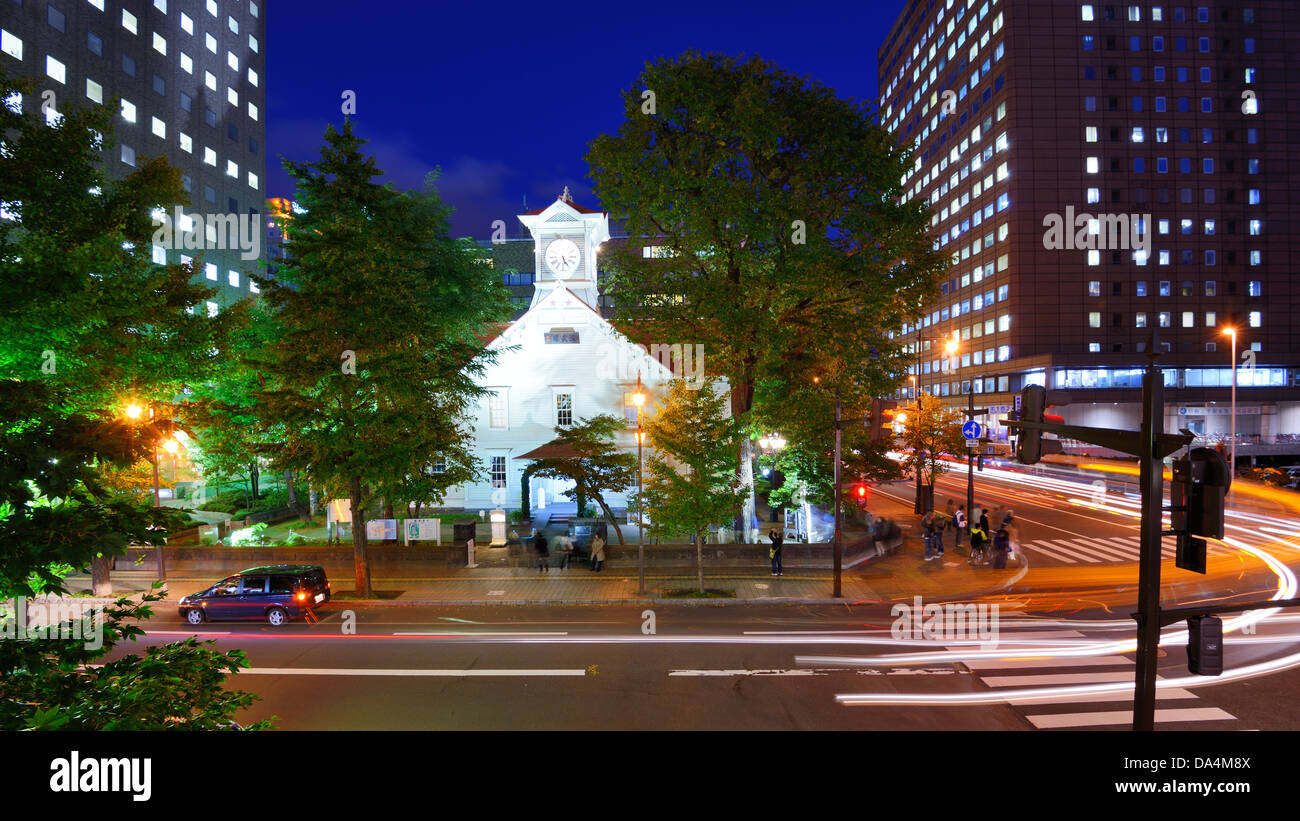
527, 414, 637, 544
586, 51, 945, 537
899, 394, 967, 503
254, 123, 510, 596
641, 381, 747, 592
0, 70, 265, 729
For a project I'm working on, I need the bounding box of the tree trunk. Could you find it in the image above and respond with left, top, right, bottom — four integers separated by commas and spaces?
91, 555, 112, 597
594, 497, 625, 545
349, 476, 372, 598
250, 462, 260, 501
738, 437, 756, 542
730, 373, 756, 542
696, 531, 706, 594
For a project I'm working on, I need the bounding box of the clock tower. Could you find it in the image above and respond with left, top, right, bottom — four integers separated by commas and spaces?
517, 187, 610, 310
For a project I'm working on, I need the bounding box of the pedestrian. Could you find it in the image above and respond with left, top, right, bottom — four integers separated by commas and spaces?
533, 531, 549, 573
769, 528, 784, 576
872, 517, 888, 557
969, 519, 988, 566
953, 504, 967, 552
922, 509, 937, 560
992, 525, 1011, 569
590, 532, 606, 572
978, 508, 990, 537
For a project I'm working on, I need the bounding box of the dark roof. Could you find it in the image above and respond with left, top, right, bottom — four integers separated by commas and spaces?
524, 198, 600, 215
514, 439, 582, 460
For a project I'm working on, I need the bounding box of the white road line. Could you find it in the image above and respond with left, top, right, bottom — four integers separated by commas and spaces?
1056, 539, 1131, 563
1021, 541, 1079, 563
1078, 537, 1141, 559
960, 655, 1133, 670
1068, 537, 1139, 562
981, 671, 1138, 687
392, 631, 569, 636
1027, 707, 1235, 729
238, 667, 588, 677
1063, 688, 1199, 704
669, 667, 963, 677
961, 630, 1087, 641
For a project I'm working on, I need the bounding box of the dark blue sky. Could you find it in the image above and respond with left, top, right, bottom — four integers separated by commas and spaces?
266, 0, 908, 238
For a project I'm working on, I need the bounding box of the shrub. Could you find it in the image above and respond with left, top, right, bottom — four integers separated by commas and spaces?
283, 530, 308, 546
197, 490, 252, 514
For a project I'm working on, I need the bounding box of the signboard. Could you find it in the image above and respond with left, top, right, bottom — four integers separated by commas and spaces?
966, 439, 980, 449
405, 518, 441, 544
962, 420, 983, 439
326, 499, 352, 524
365, 519, 397, 541
1178, 406, 1260, 416
1014, 394, 1022, 412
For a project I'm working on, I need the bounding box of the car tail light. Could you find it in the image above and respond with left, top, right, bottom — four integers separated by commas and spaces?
296, 592, 306, 601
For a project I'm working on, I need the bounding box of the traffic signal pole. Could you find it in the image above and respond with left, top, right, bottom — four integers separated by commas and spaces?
967, 385, 975, 523
1132, 362, 1165, 731
832, 386, 843, 598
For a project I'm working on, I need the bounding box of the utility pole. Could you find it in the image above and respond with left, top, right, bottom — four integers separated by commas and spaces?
1132, 356, 1165, 730
832, 385, 843, 598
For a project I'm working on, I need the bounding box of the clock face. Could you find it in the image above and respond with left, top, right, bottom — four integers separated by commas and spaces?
545, 238, 581, 276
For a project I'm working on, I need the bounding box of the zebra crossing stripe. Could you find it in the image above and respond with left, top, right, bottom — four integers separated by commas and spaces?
1027, 707, 1235, 729
1064, 688, 1199, 704
961, 655, 1131, 670
1055, 539, 1132, 562
1022, 541, 1079, 563
982, 671, 1136, 687
1064, 537, 1137, 561
1087, 537, 1143, 558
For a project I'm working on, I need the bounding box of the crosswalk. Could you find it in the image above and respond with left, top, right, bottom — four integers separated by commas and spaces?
958, 647, 1241, 729
1017, 534, 1233, 565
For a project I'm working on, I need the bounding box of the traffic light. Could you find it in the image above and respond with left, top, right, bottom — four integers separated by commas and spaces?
1187, 615, 1223, 676
869, 399, 898, 442
1015, 385, 1047, 465
855, 483, 868, 508
1172, 447, 1231, 574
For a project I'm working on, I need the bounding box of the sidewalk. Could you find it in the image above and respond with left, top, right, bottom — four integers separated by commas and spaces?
65, 486, 1025, 607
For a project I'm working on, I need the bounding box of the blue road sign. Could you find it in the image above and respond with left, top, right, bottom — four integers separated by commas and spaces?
962, 420, 983, 439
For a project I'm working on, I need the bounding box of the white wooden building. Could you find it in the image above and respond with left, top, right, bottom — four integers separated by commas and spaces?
440, 191, 675, 512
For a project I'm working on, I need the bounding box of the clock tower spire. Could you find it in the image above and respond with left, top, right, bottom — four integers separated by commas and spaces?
516, 190, 610, 310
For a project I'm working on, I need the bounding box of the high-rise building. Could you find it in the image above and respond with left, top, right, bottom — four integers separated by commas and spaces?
878, 0, 1299, 460
2, 0, 267, 309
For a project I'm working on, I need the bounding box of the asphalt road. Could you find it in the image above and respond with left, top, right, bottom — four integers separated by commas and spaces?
101, 462, 1300, 731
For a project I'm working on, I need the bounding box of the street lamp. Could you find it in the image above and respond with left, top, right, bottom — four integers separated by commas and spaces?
1222, 327, 1238, 479
633, 374, 646, 595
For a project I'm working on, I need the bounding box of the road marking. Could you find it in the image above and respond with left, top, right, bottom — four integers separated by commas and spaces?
960, 655, 1133, 670
1056, 539, 1130, 562
1073, 537, 1140, 560
669, 667, 965, 677
1065, 688, 1198, 703
238, 667, 588, 677
392, 631, 568, 636
486, 590, 505, 596
982, 671, 1138, 687
1027, 707, 1235, 729
1020, 541, 1079, 563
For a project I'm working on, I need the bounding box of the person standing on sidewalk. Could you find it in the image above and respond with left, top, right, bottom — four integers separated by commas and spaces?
921, 509, 937, 561
533, 531, 549, 574
953, 505, 967, 552
992, 524, 1011, 569
590, 532, 606, 572
768, 528, 784, 575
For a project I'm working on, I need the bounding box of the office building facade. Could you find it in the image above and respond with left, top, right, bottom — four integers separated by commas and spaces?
878, 0, 1299, 458
2, 0, 267, 309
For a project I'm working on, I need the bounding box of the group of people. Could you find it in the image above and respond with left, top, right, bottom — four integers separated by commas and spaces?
531, 530, 606, 573
921, 500, 1017, 569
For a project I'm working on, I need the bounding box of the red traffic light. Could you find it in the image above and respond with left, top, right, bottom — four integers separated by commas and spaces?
856, 484, 867, 498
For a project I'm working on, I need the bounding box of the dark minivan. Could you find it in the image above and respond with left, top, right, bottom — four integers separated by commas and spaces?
179, 565, 330, 626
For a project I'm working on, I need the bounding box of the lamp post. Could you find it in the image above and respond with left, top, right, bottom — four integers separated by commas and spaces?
911, 333, 957, 513
1223, 327, 1237, 480
633, 374, 646, 595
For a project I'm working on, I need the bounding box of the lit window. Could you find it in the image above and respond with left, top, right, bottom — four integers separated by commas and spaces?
228, 270, 239, 287
1086, 157, 1099, 174
1081, 4, 1094, 21
227, 87, 238, 106
1136, 312, 1147, 328
249, 34, 259, 53
181, 12, 193, 34
1088, 342, 1101, 353
1089, 312, 1101, 328
87, 0, 105, 9
1249, 219, 1262, 236
227, 51, 238, 71
997, 346, 1010, 362
179, 132, 192, 153
1248, 189, 1261, 205
1085, 126, 1098, 142
85, 78, 103, 104
120, 98, 136, 123
207, 0, 218, 16
151, 244, 166, 265
226, 159, 238, 178
1182, 311, 1194, 328
151, 116, 165, 138
206, 301, 218, 317
180, 52, 193, 73
248, 171, 259, 189
1131, 126, 1144, 143
1, 29, 22, 61
205, 70, 216, 91
248, 102, 258, 121
1249, 281, 1262, 297
998, 314, 1010, 332
203, 146, 216, 166
152, 32, 166, 55
120, 144, 135, 166
205, 263, 217, 280
122, 9, 138, 34
205, 33, 216, 54
249, 279, 259, 294
1086, 187, 1100, 204
1087, 250, 1100, 266
1249, 311, 1261, 328
248, 67, 259, 87
46, 56, 66, 84
1088, 281, 1101, 297
1206, 312, 1216, 326
228, 15, 238, 34
1158, 312, 1171, 327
